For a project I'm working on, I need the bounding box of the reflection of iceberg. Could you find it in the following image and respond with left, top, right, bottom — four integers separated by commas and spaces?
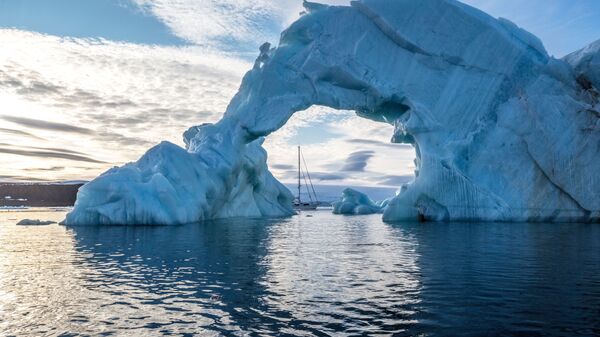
66, 218, 289, 334
66, 0, 599, 225
260, 212, 422, 330
65, 214, 424, 333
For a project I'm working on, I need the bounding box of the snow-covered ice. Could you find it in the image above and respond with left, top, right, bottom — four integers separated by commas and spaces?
565, 39, 600, 91
65, 0, 599, 225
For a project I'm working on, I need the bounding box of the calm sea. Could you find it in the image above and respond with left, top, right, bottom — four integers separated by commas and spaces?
1, 209, 599, 336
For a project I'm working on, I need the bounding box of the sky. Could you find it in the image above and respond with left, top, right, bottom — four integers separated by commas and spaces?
0, 0, 599, 188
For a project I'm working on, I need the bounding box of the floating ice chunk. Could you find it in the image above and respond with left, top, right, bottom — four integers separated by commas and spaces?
17, 219, 56, 226
332, 188, 385, 215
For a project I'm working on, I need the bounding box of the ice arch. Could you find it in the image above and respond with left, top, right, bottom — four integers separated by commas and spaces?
65, 0, 600, 225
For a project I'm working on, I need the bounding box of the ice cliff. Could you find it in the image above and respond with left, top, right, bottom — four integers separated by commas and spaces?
65, 0, 600, 225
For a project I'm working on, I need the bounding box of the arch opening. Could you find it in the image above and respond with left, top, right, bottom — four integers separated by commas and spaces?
263, 104, 418, 206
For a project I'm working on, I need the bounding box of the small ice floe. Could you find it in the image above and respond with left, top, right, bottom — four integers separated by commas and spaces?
4, 196, 12, 200
16, 219, 56, 226
0, 206, 28, 210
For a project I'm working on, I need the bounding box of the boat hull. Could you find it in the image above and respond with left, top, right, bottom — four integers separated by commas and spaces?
293, 203, 318, 211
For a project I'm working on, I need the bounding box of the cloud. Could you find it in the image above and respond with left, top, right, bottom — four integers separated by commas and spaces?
270, 164, 295, 170
0, 28, 251, 180
341, 150, 375, 172
378, 175, 413, 187
278, 169, 346, 182
311, 172, 345, 181
0, 175, 48, 182
0, 142, 89, 155
0, 68, 139, 111
0, 146, 106, 163
0, 128, 45, 140
129, 0, 351, 53
345, 138, 413, 149
23, 166, 65, 172
131, 0, 293, 52
1, 115, 94, 134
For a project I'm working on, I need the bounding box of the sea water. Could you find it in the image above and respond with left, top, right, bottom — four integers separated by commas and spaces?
1, 209, 599, 336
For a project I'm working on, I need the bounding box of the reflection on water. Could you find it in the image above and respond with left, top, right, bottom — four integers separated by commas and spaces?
261, 216, 421, 335
1, 210, 599, 336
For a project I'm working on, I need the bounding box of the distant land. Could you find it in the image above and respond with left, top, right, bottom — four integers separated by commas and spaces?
0, 182, 84, 207
0, 181, 397, 208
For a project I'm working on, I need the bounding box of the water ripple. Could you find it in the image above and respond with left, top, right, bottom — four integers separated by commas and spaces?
1, 211, 599, 336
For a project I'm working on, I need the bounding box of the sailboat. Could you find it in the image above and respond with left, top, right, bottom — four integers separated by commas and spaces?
293, 146, 320, 210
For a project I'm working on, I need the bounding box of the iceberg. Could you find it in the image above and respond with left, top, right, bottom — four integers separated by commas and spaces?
16, 219, 56, 226
65, 0, 600, 225
332, 188, 386, 215
65, 130, 295, 225
565, 39, 600, 89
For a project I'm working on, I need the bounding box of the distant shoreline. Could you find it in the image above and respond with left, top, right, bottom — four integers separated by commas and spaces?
0, 183, 84, 207
0, 182, 397, 208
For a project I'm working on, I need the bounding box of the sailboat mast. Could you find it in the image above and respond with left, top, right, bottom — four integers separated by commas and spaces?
297, 146, 301, 203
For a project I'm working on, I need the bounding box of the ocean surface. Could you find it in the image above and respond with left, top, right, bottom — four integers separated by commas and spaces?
1, 209, 599, 336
